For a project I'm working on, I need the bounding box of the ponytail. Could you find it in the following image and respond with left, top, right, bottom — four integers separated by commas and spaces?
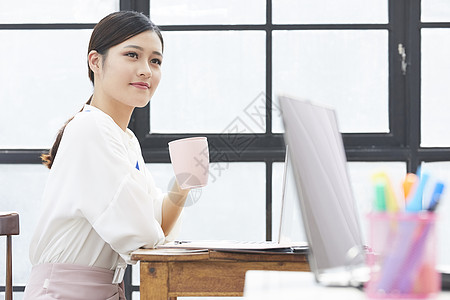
41, 97, 92, 169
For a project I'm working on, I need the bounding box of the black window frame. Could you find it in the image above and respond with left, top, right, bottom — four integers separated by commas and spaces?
2, 0, 450, 298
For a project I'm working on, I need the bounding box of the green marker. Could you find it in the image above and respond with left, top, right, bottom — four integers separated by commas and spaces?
374, 179, 387, 212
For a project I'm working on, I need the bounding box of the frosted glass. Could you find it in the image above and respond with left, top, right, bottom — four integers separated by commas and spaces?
0, 30, 93, 148
150, 0, 265, 25
1, 293, 23, 300
273, 161, 406, 247
347, 162, 406, 244
132, 262, 140, 285
422, 0, 450, 22
272, 30, 389, 133
150, 31, 265, 133
421, 29, 450, 147
420, 162, 450, 266
273, 0, 388, 24
133, 162, 265, 288
147, 162, 266, 241
0, 165, 49, 285
272, 162, 306, 243
0, 0, 118, 23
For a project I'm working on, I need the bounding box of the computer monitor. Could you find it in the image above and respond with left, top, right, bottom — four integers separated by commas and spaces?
279, 95, 367, 286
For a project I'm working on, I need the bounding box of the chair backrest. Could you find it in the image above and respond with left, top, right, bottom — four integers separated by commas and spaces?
0, 212, 20, 300
0, 213, 19, 236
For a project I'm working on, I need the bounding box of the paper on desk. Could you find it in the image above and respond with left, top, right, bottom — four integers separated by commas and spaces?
134, 248, 208, 254
156, 240, 307, 251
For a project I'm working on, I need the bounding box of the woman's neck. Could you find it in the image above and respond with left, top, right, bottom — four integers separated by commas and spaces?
90, 91, 134, 132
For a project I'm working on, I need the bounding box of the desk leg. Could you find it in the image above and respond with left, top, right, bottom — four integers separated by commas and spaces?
140, 262, 170, 300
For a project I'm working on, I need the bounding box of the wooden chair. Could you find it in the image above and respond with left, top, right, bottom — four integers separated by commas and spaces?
0, 212, 19, 300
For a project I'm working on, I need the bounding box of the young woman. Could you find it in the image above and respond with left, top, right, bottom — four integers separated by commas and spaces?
24, 11, 188, 299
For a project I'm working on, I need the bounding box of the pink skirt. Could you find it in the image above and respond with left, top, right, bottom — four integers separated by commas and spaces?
23, 263, 126, 300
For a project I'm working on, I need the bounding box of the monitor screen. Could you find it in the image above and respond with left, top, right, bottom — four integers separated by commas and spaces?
279, 95, 365, 282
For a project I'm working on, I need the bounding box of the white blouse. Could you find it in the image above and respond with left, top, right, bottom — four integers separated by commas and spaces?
29, 105, 166, 270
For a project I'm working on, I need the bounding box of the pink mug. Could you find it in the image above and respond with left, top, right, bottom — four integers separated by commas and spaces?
168, 137, 209, 189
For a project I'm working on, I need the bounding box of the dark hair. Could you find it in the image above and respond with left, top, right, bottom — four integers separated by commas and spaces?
41, 11, 163, 169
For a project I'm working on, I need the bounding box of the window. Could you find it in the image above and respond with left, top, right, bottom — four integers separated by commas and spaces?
2, 1, 450, 298
0, 30, 93, 148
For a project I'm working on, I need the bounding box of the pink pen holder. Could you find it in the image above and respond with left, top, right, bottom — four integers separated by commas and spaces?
365, 212, 440, 299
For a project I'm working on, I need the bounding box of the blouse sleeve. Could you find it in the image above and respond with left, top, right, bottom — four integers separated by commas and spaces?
142, 165, 164, 224
57, 111, 165, 261
142, 163, 183, 243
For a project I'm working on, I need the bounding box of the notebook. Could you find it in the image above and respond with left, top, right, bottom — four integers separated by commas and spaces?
279, 95, 369, 287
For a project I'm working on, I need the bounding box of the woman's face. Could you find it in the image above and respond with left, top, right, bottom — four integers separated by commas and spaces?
96, 30, 163, 108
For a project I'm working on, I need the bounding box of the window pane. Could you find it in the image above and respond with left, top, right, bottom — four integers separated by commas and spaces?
421, 29, 450, 147
14, 293, 24, 300
150, 31, 265, 133
420, 162, 450, 266
273, 0, 388, 24
0, 165, 48, 285
347, 162, 407, 245
132, 262, 140, 285
150, 0, 265, 25
0, 30, 93, 148
0, 0, 118, 23
421, 0, 450, 22
272, 30, 389, 133
273, 161, 406, 247
272, 162, 306, 243
148, 162, 266, 241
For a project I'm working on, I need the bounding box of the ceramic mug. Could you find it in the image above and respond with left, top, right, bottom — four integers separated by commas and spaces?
168, 137, 209, 189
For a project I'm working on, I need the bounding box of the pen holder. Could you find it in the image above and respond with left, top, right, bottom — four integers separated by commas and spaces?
365, 212, 440, 299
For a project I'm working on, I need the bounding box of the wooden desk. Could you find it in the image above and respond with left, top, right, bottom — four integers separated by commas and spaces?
131, 249, 309, 300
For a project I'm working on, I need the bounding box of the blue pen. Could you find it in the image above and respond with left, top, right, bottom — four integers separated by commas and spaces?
416, 165, 422, 177
428, 182, 445, 212
405, 173, 430, 212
